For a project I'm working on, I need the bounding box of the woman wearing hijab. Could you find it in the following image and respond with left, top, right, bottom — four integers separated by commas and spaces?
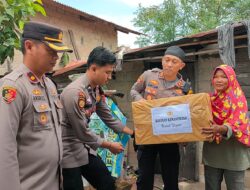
202, 64, 250, 190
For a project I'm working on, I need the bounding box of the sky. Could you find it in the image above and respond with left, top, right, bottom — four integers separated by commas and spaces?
56, 0, 164, 48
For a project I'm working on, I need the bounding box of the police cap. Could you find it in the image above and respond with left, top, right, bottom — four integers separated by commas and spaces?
22, 21, 73, 53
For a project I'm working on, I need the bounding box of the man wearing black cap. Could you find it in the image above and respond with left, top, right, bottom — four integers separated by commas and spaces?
130, 46, 191, 190
0, 21, 72, 190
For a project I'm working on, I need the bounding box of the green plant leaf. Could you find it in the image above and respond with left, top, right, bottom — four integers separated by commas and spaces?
0, 0, 46, 64
18, 20, 24, 30
59, 52, 70, 67
5, 8, 14, 18
34, 0, 43, 5
33, 3, 46, 16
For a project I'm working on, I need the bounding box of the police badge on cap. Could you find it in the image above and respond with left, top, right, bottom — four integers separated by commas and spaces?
22, 21, 73, 53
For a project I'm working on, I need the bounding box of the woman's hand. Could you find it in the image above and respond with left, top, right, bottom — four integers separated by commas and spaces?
202, 124, 228, 143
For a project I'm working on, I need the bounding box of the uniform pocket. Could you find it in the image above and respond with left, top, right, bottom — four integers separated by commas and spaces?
54, 98, 63, 125
33, 101, 52, 131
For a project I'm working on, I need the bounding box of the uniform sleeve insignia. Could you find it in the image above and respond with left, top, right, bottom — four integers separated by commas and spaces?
78, 91, 86, 110
2, 86, 17, 104
27, 72, 39, 84
78, 99, 85, 109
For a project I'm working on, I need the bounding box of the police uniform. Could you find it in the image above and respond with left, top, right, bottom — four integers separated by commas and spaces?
0, 22, 72, 190
60, 73, 125, 190
131, 68, 191, 190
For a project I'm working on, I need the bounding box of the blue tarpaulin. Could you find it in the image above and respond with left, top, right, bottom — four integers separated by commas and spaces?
89, 97, 130, 177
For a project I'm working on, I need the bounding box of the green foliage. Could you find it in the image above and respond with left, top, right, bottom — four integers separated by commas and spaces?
59, 52, 70, 67
133, 0, 250, 47
0, 0, 46, 64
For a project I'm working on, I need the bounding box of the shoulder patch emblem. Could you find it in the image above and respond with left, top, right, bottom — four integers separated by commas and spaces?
2, 86, 17, 104
78, 99, 85, 109
78, 91, 86, 110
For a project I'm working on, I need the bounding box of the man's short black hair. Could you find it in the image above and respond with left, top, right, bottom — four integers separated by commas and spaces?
20, 38, 25, 54
87, 46, 116, 68
20, 38, 41, 54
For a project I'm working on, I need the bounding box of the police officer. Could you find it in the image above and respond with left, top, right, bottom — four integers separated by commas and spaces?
0, 21, 72, 190
131, 46, 191, 190
61, 46, 134, 190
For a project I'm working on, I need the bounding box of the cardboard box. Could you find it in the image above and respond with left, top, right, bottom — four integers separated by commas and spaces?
132, 93, 212, 145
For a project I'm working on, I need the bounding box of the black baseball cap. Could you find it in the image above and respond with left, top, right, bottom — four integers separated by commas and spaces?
164, 46, 185, 62
22, 21, 73, 53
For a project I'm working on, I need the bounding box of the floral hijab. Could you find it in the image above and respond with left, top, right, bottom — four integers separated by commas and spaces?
210, 65, 250, 147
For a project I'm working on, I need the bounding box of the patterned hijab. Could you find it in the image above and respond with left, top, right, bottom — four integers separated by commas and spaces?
210, 65, 250, 147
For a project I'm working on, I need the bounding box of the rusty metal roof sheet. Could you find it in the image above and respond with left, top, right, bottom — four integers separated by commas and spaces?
124, 22, 247, 56
53, 60, 87, 77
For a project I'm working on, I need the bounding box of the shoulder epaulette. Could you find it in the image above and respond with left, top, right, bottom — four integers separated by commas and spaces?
4, 70, 23, 82
151, 68, 161, 73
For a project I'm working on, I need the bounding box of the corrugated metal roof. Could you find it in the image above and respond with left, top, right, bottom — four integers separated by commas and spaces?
124, 22, 247, 56
43, 0, 142, 35
53, 60, 87, 77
